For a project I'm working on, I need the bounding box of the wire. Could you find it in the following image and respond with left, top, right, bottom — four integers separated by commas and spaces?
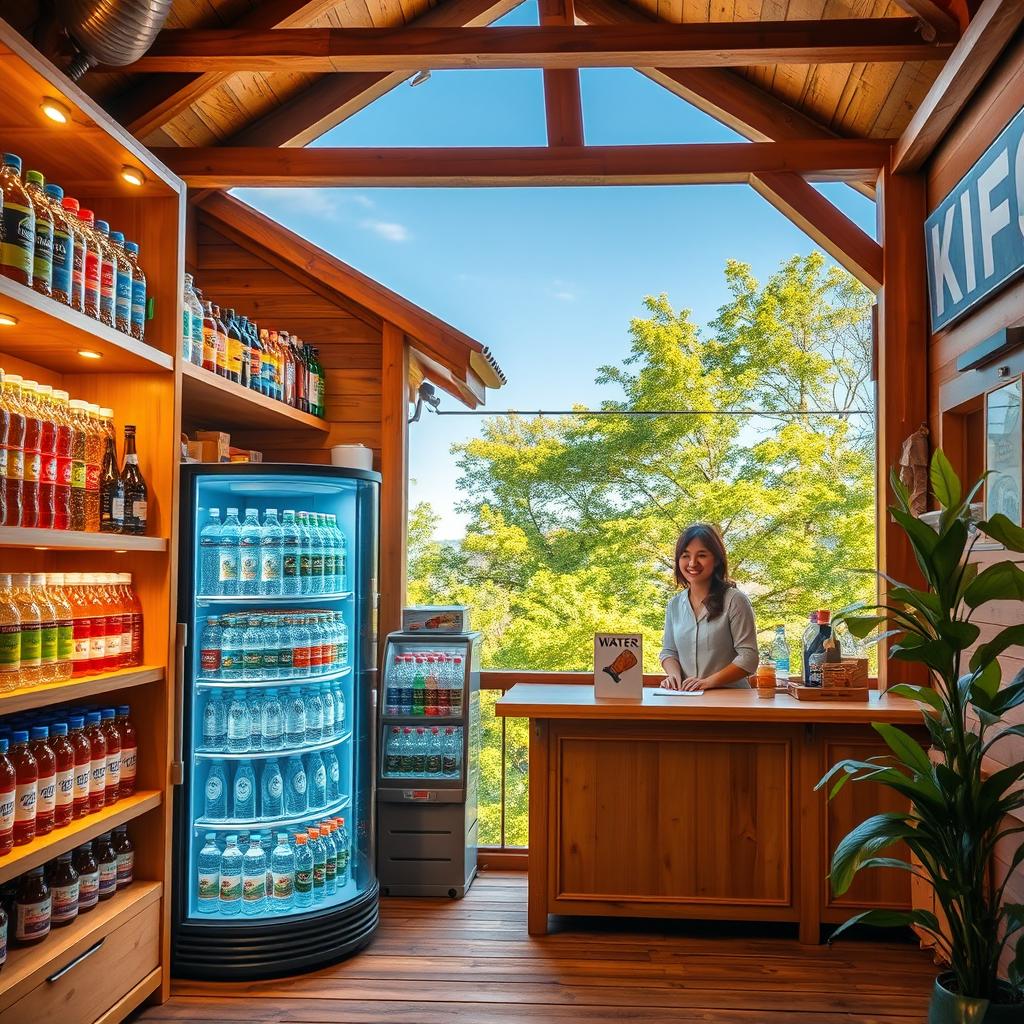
432, 408, 873, 417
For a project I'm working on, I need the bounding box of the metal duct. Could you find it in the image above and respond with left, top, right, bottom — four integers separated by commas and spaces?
54, 0, 174, 80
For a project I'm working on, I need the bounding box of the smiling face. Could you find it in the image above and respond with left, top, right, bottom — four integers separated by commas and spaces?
678, 540, 717, 587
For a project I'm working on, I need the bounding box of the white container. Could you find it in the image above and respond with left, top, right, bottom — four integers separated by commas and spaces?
330, 444, 373, 471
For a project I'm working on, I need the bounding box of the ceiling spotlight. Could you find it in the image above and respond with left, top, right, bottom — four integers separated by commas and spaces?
0, 313, 18, 327
40, 97, 71, 124
120, 165, 146, 187
410, 70, 431, 87
78, 349, 102, 360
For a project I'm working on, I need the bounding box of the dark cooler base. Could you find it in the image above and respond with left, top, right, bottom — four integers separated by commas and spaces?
172, 882, 379, 980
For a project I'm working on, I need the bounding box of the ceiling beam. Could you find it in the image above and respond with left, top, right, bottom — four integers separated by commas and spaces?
110, 0, 338, 138
892, 0, 1024, 172
225, 0, 523, 148
890, 1, 961, 41
153, 140, 892, 188
118, 21, 954, 74
539, 0, 584, 147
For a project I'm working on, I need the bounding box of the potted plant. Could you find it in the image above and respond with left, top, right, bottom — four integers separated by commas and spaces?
819, 451, 1024, 1023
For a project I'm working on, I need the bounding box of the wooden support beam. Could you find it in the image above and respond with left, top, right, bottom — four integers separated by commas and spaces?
891, 0, 961, 41
749, 173, 882, 292
119, 21, 953, 74
893, 0, 1024, 172
111, 0, 337, 139
225, 0, 523, 148
539, 0, 584, 147
154, 140, 892, 188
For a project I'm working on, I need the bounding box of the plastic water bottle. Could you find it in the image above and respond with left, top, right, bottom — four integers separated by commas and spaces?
335, 817, 350, 880
241, 834, 267, 915
227, 692, 250, 753
219, 508, 241, 597
296, 512, 314, 595
284, 756, 306, 814
285, 690, 305, 745
259, 616, 279, 678
331, 515, 347, 592
196, 832, 221, 913
219, 835, 242, 915
310, 515, 327, 595
320, 681, 336, 737
261, 758, 283, 818
307, 750, 327, 809
203, 689, 227, 749
199, 509, 222, 595
280, 511, 301, 595
304, 686, 323, 743
294, 833, 313, 908
399, 727, 414, 773
232, 759, 256, 819
238, 508, 262, 596
247, 689, 264, 750
204, 759, 227, 819
292, 614, 310, 679
220, 616, 243, 680
772, 625, 791, 684
260, 509, 283, 597
426, 727, 442, 776
443, 728, 460, 777
271, 833, 294, 913
323, 747, 340, 802
308, 827, 326, 900
199, 616, 223, 681
261, 688, 283, 750
336, 615, 349, 668
411, 727, 427, 775
384, 727, 402, 775
333, 680, 346, 735
242, 615, 263, 681
320, 821, 338, 895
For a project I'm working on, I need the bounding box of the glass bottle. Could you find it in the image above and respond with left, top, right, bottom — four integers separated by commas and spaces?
201, 300, 218, 373
246, 319, 264, 392
84, 403, 104, 532
109, 230, 133, 335
11, 573, 40, 688
212, 304, 229, 378
13, 867, 49, 946
77, 208, 102, 320
181, 275, 193, 362
74, 842, 99, 912
24, 170, 52, 297
45, 184, 75, 307
50, 852, 79, 926
99, 410, 124, 533
237, 315, 252, 389
62, 196, 86, 312
121, 425, 148, 535
0, 153, 35, 286
225, 308, 244, 385
0, 574, 19, 693
186, 276, 204, 366
123, 242, 147, 342
258, 329, 273, 397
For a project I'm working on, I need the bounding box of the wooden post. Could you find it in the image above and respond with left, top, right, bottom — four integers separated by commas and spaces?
539, 0, 584, 147
380, 321, 409, 643
875, 166, 929, 688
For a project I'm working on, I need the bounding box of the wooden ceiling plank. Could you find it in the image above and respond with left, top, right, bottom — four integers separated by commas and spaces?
749, 171, 882, 291
892, 0, 1024, 172
154, 139, 892, 188
117, 21, 955, 74
540, 0, 585, 147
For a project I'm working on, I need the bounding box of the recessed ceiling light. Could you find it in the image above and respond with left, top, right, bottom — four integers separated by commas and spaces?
115, 549, 127, 554
40, 97, 71, 124
120, 165, 145, 187
78, 349, 102, 359
34, 546, 49, 551
0, 312, 18, 327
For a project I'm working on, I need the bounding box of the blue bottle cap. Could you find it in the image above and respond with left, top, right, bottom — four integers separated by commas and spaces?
117, 705, 130, 716
30, 725, 49, 740
45, 183, 64, 200
12, 730, 29, 743
110, 230, 125, 244
124, 241, 139, 254
3, 153, 22, 171
0, 739, 7, 754
102, 708, 115, 720
95, 219, 110, 234
86, 711, 102, 725
69, 715, 85, 729
51, 723, 68, 736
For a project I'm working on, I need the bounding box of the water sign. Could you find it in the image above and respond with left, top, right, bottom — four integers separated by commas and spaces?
925, 103, 1024, 333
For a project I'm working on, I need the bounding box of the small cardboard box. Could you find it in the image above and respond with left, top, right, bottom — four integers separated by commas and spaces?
402, 606, 470, 633
194, 441, 229, 463
193, 430, 231, 462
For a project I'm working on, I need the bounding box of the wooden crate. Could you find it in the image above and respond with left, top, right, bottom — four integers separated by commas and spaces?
787, 682, 870, 702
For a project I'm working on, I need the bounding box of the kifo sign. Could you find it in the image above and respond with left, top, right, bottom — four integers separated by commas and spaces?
925, 103, 1024, 333
594, 633, 643, 701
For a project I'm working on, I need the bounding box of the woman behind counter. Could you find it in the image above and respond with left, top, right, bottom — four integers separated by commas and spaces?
659, 523, 759, 691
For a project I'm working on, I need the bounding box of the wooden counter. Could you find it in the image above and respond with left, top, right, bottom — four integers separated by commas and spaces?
495, 683, 926, 942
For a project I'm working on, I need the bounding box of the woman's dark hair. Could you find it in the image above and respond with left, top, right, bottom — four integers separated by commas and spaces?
673, 523, 735, 621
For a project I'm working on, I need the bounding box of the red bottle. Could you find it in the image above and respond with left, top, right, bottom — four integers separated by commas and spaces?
28, 727, 56, 836
49, 723, 75, 829
1, 375, 26, 527
19, 382, 42, 529
101, 575, 122, 671
0, 739, 15, 855
83, 575, 108, 675
84, 712, 106, 814
100, 708, 121, 806
36, 385, 57, 530
52, 389, 73, 531
121, 573, 143, 666
67, 715, 91, 819
9, 731, 37, 846
116, 705, 138, 796
66, 573, 93, 678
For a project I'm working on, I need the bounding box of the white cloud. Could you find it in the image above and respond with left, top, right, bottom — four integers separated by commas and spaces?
361, 219, 410, 242
553, 289, 577, 301
236, 188, 375, 220
550, 279, 578, 301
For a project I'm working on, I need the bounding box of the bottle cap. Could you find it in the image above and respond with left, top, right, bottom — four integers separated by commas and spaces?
110, 231, 125, 244
61, 196, 80, 213
51, 722, 68, 736
102, 708, 115, 720
86, 711, 102, 725
30, 725, 49, 740
95, 219, 109, 234
69, 715, 84, 729
817, 610, 832, 623
26, 169, 44, 187
45, 183, 64, 200
12, 730, 29, 743
3, 152, 22, 171
125, 241, 139, 254
117, 705, 130, 716
295, 833, 307, 845
78, 208, 95, 225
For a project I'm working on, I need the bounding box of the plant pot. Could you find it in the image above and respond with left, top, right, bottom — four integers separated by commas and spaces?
928, 974, 1022, 1023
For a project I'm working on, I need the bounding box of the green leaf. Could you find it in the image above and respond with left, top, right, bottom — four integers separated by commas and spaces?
971, 661, 1002, 701
963, 561, 1024, 608
993, 674, 1024, 716
931, 449, 962, 510
889, 468, 912, 514
971, 626, 1024, 672
829, 908, 941, 944
888, 683, 945, 713
945, 620, 981, 650
891, 636, 955, 675
978, 513, 1024, 553
842, 615, 888, 639
891, 508, 938, 577
830, 813, 918, 895
933, 517, 969, 584
873, 722, 932, 774
888, 585, 942, 618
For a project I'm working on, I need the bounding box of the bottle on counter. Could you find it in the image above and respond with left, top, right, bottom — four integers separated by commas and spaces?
52, 390, 73, 530
74, 841, 99, 912
0, 739, 15, 856
116, 705, 138, 796
77, 208, 102, 320
94, 831, 117, 901
10, 730, 37, 846
50, 852, 79, 926
62, 196, 86, 312
99, 408, 125, 533
804, 610, 833, 687
50, 721, 75, 828
94, 220, 117, 328
185, 275, 204, 366
112, 825, 134, 888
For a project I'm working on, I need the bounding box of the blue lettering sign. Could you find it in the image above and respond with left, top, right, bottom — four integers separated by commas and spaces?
925, 103, 1024, 332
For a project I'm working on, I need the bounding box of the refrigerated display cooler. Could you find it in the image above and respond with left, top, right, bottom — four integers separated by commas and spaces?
172, 463, 380, 979
377, 631, 481, 897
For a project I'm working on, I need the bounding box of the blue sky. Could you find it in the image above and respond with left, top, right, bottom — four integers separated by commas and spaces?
238, 0, 876, 538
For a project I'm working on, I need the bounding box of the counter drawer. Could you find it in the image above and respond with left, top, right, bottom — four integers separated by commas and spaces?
1, 897, 160, 1024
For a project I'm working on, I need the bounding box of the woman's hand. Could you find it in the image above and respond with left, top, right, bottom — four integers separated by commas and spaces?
681, 676, 707, 691
661, 664, 684, 690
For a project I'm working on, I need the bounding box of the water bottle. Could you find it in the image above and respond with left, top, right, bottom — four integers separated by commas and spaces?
337, 615, 349, 668
320, 681, 336, 736
199, 509, 222, 595
220, 616, 243, 680
226, 692, 251, 753
247, 689, 264, 751
294, 833, 313, 908
304, 686, 323, 743
335, 817, 350, 880
307, 750, 327, 809
450, 657, 464, 715
260, 509, 283, 597
261, 688, 283, 750
219, 508, 241, 597
203, 689, 227, 749
232, 759, 256, 819
384, 727, 402, 775
333, 679, 346, 735
261, 758, 283, 818
399, 727, 414, 773
331, 515, 347, 592
426, 727, 442, 776
260, 616, 279, 678
308, 827, 326, 900
772, 625, 791, 685
219, 835, 243, 915
280, 510, 301, 596
284, 690, 304, 745
241, 834, 267, 916
199, 616, 223, 681
238, 508, 262, 596
310, 514, 328, 596
443, 727, 459, 777
297, 511, 314, 595
284, 755, 306, 814
271, 833, 294, 914
323, 747, 340, 802
242, 615, 263, 681
412, 727, 427, 775
292, 614, 311, 678
204, 759, 228, 819
196, 832, 221, 913
320, 821, 338, 895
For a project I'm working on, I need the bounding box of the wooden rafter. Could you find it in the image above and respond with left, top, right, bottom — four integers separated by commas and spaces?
154, 140, 891, 188
891, 0, 961, 41
539, 0, 584, 148
892, 0, 1024, 172
117, 22, 953, 74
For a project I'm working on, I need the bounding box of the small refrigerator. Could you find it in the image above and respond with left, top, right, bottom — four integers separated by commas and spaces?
377, 631, 481, 897
172, 463, 380, 980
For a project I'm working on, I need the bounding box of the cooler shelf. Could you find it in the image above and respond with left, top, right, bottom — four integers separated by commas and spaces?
196, 591, 352, 605
194, 793, 351, 831
196, 729, 352, 760
0, 527, 167, 551
195, 665, 352, 689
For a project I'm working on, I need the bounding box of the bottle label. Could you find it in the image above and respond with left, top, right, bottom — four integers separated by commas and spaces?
329, 761, 340, 786
283, 554, 298, 578
227, 337, 243, 376
58, 455, 72, 487
116, 850, 133, 885
8, 447, 23, 483
33, 219, 54, 287
220, 874, 241, 903
20, 624, 41, 667
272, 871, 293, 900
240, 555, 258, 583
235, 775, 253, 803
84, 249, 101, 292
300, 554, 311, 577
267, 774, 283, 800
278, 647, 293, 672
261, 555, 281, 583
57, 620, 74, 662
74, 762, 90, 802
40, 620, 58, 663
24, 451, 41, 485
221, 648, 240, 673
90, 632, 106, 662
295, 868, 312, 894
79, 871, 99, 907
121, 626, 132, 657
106, 751, 121, 789
15, 897, 51, 942
56, 767, 74, 807
314, 764, 326, 791
15, 782, 36, 822
107, 631, 122, 660
101, 259, 115, 304
202, 327, 218, 365
0, 786, 14, 834
52, 881, 79, 923
293, 646, 310, 671
86, 462, 101, 493
0, 623, 19, 671
325, 857, 336, 882
91, 758, 106, 793
1, 201, 34, 278
37, 773, 56, 814
243, 650, 261, 673
201, 647, 221, 673
311, 554, 324, 577
198, 872, 219, 903
116, 271, 132, 319
219, 554, 238, 582
71, 460, 87, 489
313, 863, 326, 885
121, 746, 137, 783
111, 495, 125, 520
73, 627, 91, 663
242, 874, 266, 904
0, 446, 6, 480
43, 454, 57, 485
292, 770, 306, 795
99, 860, 117, 895
206, 775, 223, 803
131, 279, 146, 328
132, 499, 147, 523
52, 229, 73, 295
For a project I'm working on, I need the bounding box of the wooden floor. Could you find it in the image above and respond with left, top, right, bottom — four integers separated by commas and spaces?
139, 871, 938, 1024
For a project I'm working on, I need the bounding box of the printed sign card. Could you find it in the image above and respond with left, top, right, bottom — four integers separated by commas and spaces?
594, 633, 643, 701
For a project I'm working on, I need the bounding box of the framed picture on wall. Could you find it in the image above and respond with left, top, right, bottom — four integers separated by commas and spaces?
985, 377, 1023, 526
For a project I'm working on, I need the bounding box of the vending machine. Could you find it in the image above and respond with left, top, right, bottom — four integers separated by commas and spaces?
172, 463, 380, 979
377, 631, 481, 897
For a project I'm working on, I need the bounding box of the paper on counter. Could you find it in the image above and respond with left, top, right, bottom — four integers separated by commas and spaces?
652, 689, 704, 697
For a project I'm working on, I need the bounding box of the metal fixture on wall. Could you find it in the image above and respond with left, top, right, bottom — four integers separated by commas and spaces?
54, 0, 173, 80
409, 381, 441, 424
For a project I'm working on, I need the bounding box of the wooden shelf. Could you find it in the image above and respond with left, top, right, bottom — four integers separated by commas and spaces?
0, 527, 167, 552
0, 276, 174, 375
0, 882, 162, 1009
0, 790, 162, 885
181, 360, 329, 433
0, 666, 164, 716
